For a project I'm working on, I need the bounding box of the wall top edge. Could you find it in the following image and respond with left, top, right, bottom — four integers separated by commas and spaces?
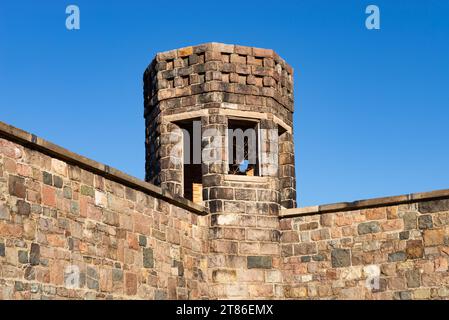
0, 121, 208, 216
149, 42, 294, 74
280, 188, 449, 218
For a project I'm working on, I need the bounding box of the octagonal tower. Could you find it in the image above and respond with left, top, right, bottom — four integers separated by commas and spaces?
144, 43, 296, 298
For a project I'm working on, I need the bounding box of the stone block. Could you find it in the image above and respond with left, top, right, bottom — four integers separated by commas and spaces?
0, 242, 5, 257
125, 273, 137, 296
406, 240, 424, 259
284, 286, 307, 298
0, 204, 10, 220
248, 284, 274, 298
246, 229, 272, 241
63, 186, 72, 199
423, 229, 445, 246
205, 51, 222, 62
212, 269, 237, 283
51, 159, 67, 176
331, 249, 351, 268
260, 243, 279, 255
357, 221, 381, 235
399, 231, 409, 240
265, 270, 282, 283
138, 235, 147, 247
247, 256, 272, 269
112, 269, 123, 282
80, 185, 94, 197
419, 199, 449, 213
413, 289, 430, 299
418, 215, 433, 229
281, 231, 299, 243
234, 45, 252, 56
403, 212, 417, 230
42, 186, 56, 207
43, 172, 52, 186
435, 257, 448, 272
294, 243, 317, 256
364, 208, 386, 220
253, 47, 273, 58
381, 219, 403, 232
178, 46, 193, 57
30, 243, 40, 266
18, 250, 28, 264
388, 251, 407, 262
143, 248, 154, 268
215, 213, 239, 226
17, 200, 30, 215
154, 289, 167, 300
234, 189, 256, 201
210, 187, 234, 200
9, 175, 26, 198
223, 228, 245, 240
53, 176, 63, 188
95, 190, 107, 207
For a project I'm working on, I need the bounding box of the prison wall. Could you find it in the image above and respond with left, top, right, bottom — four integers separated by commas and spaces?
280, 195, 449, 299
1, 122, 449, 300
0, 123, 209, 300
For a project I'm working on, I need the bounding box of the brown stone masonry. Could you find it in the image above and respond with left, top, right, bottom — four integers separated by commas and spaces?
2, 121, 449, 299
0, 122, 209, 299
143, 43, 297, 299
143, 43, 297, 208
1, 42, 449, 300
280, 198, 449, 299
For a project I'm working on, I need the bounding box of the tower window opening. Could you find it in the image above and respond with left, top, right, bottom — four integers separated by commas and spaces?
227, 119, 260, 176
178, 119, 202, 203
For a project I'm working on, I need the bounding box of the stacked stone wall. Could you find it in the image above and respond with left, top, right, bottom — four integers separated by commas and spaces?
281, 200, 449, 299
0, 134, 209, 299
1, 125, 449, 300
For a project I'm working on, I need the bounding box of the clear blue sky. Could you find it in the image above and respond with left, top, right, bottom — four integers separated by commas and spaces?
1, 1, 448, 207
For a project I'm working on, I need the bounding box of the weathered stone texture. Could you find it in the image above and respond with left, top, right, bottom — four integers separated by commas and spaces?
2, 43, 449, 300
144, 43, 296, 209
281, 203, 449, 300
0, 139, 209, 300
142, 43, 296, 299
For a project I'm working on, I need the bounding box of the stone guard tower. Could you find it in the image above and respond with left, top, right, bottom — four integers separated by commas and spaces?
144, 43, 296, 298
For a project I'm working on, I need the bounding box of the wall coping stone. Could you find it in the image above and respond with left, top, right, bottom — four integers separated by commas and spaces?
0, 121, 208, 215
223, 175, 269, 183
145, 42, 295, 113
280, 188, 449, 218
153, 42, 293, 74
